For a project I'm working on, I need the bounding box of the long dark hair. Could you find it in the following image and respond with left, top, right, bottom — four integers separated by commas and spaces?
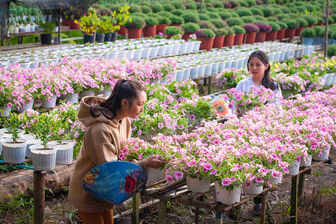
247, 50, 278, 91
90, 79, 146, 120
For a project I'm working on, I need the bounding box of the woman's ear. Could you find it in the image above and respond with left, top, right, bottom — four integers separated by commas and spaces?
121, 99, 128, 107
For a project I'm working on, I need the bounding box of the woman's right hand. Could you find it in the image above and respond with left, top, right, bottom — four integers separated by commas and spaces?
138, 156, 166, 169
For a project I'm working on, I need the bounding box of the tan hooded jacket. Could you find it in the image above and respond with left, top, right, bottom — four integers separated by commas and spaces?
68, 96, 131, 212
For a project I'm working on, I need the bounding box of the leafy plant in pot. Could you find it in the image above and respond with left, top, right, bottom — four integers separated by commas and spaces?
2, 113, 26, 164
39, 21, 55, 45
29, 113, 57, 171
164, 26, 184, 39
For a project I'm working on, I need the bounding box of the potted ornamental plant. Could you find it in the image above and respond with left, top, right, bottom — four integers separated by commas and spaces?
223, 27, 235, 47
164, 26, 184, 39
115, 4, 132, 36
39, 21, 55, 45
242, 23, 259, 44
125, 16, 145, 39
0, 83, 13, 117
181, 22, 200, 40
255, 23, 272, 42
156, 16, 171, 35
76, 10, 100, 44
195, 28, 216, 50
301, 28, 316, 45
29, 113, 57, 171
282, 18, 299, 39
232, 25, 245, 45
295, 18, 308, 36
169, 15, 184, 27
2, 113, 26, 164
143, 17, 158, 37
277, 21, 287, 40
213, 28, 227, 48
266, 22, 280, 41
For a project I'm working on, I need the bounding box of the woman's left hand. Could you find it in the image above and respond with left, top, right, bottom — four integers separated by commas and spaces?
138, 156, 166, 169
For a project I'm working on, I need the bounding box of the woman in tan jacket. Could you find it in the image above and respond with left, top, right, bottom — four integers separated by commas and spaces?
68, 79, 164, 224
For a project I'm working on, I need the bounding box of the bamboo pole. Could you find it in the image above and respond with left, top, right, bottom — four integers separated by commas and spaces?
324, 0, 330, 59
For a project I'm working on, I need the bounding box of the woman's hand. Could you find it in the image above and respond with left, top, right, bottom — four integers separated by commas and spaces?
137, 156, 166, 169
236, 107, 243, 118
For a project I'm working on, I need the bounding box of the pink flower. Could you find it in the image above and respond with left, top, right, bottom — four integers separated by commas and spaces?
158, 123, 164, 129
174, 171, 183, 180
119, 154, 126, 160
166, 175, 173, 182
210, 169, 217, 175
7, 102, 12, 107
221, 178, 232, 186
255, 177, 264, 183
187, 160, 197, 167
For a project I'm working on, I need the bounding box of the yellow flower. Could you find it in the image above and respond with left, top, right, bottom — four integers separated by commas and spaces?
74, 20, 78, 24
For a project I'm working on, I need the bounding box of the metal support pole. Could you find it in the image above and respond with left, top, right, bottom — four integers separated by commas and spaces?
290, 175, 299, 224
34, 170, 46, 224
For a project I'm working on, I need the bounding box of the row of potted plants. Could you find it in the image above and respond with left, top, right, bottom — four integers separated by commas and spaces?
301, 25, 336, 45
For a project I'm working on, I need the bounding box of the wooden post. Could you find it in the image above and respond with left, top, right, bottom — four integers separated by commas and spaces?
260, 192, 267, 224
298, 173, 305, 199
290, 175, 299, 224
234, 205, 241, 221
34, 170, 46, 224
324, 0, 330, 59
132, 193, 140, 224
208, 76, 212, 95
157, 200, 167, 224
195, 206, 200, 224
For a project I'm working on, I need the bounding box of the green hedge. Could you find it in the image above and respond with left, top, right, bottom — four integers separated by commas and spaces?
328, 45, 336, 58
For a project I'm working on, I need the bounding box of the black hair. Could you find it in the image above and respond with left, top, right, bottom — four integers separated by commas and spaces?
247, 50, 278, 91
90, 79, 146, 119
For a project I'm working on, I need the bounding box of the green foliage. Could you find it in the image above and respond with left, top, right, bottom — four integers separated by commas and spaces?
236, 8, 253, 17
181, 12, 199, 23
158, 11, 173, 18
185, 2, 197, 10
214, 28, 228, 36
282, 18, 299, 29
162, 3, 175, 12
269, 21, 280, 31
125, 16, 145, 29
303, 15, 318, 25
144, 17, 158, 26
250, 7, 263, 16
227, 27, 235, 35
313, 26, 325, 37
172, 9, 184, 16
151, 3, 163, 13
241, 16, 257, 23
196, 28, 215, 38
171, 1, 185, 10
210, 19, 227, 28
296, 18, 308, 27
129, 4, 141, 13
4, 113, 22, 142
164, 26, 183, 35
157, 16, 171, 25
206, 12, 221, 19
268, 17, 278, 23
39, 21, 55, 34
140, 5, 151, 14
262, 7, 274, 17
226, 17, 244, 27
169, 15, 184, 25
233, 25, 246, 34
181, 22, 200, 33
218, 11, 233, 20
327, 45, 336, 58
198, 20, 215, 29
301, 28, 316, 38
199, 14, 210, 21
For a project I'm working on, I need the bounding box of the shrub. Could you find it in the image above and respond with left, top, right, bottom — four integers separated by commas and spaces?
198, 20, 216, 29
233, 25, 246, 34
227, 27, 235, 35
316, 17, 324, 25
271, 7, 282, 15
330, 14, 336, 24
195, 28, 216, 38
262, 8, 274, 17
329, 30, 336, 39
210, 19, 227, 28
280, 7, 290, 14
206, 12, 221, 19
171, 1, 185, 10
329, 17, 334, 24
282, 19, 299, 29
129, 5, 142, 13
256, 23, 272, 32
268, 17, 278, 23
302, 15, 318, 25
199, 14, 211, 21
132, 12, 146, 18
157, 16, 171, 25
165, 26, 183, 35
277, 21, 288, 30
172, 9, 184, 16
147, 13, 160, 19
327, 45, 336, 58
268, 21, 280, 31
226, 17, 244, 27
151, 3, 163, 13
242, 23, 259, 32
162, 3, 175, 12
125, 16, 146, 29
277, 14, 287, 21
205, 8, 217, 13
236, 8, 253, 17
181, 12, 199, 23
181, 22, 200, 33
169, 15, 184, 25
158, 11, 173, 18
301, 28, 316, 38
313, 26, 325, 37
218, 11, 233, 20
295, 6, 306, 13
214, 28, 228, 36
213, 1, 224, 8
250, 7, 263, 16
241, 16, 257, 23
239, 0, 249, 7
254, 15, 268, 22
245, 0, 257, 6
296, 18, 308, 28
184, 2, 197, 10
140, 5, 151, 14
144, 17, 158, 26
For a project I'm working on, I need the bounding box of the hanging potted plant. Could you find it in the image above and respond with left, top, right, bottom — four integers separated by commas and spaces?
223, 27, 235, 47
195, 28, 216, 50
232, 25, 246, 45
164, 26, 184, 39
242, 23, 259, 44
39, 21, 55, 45
255, 23, 272, 42
181, 22, 200, 41
266, 22, 280, 41
2, 113, 26, 164
143, 17, 158, 37
213, 28, 227, 48
30, 113, 57, 171
125, 16, 146, 39
156, 16, 171, 35
76, 10, 100, 44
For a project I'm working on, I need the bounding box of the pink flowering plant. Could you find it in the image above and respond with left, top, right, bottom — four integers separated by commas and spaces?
275, 73, 305, 97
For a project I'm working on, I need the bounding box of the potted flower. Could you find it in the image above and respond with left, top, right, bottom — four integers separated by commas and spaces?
232, 25, 246, 45
143, 17, 158, 37
181, 22, 200, 40
0, 81, 14, 117
282, 18, 299, 39
125, 16, 145, 39
266, 22, 280, 41
2, 113, 26, 164
195, 28, 216, 50
29, 113, 57, 171
76, 10, 100, 44
39, 21, 55, 45
156, 16, 171, 35
164, 26, 184, 39
213, 28, 227, 49
255, 23, 272, 42
223, 27, 235, 47
242, 23, 259, 44
301, 28, 316, 45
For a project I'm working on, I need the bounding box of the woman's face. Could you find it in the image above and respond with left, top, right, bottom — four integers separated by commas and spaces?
127, 91, 147, 119
248, 56, 269, 81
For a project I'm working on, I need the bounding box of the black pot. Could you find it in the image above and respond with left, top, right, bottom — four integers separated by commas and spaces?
40, 33, 52, 45
83, 34, 94, 44
111, 32, 118, 42
96, 33, 105, 43
104, 32, 112, 42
